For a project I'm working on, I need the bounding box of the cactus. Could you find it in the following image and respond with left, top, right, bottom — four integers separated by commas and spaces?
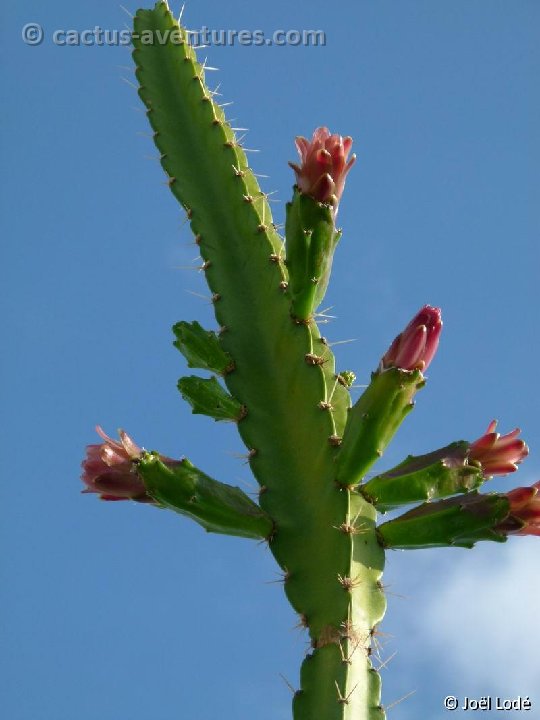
81, 3, 538, 718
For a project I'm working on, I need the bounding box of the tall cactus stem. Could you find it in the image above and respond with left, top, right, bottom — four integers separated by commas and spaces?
292, 492, 386, 720
132, 5, 393, 718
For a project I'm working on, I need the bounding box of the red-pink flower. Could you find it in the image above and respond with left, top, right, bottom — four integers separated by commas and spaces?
81, 426, 154, 503
468, 420, 529, 477
497, 481, 540, 536
380, 305, 442, 373
289, 127, 356, 208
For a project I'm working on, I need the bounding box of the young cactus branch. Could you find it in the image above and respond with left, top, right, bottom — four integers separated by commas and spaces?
363, 421, 529, 512
378, 482, 540, 548
335, 367, 424, 487
137, 453, 274, 539
177, 375, 247, 422
81, 427, 272, 539
362, 442, 483, 512
285, 190, 339, 321
377, 492, 510, 549
335, 306, 442, 488
285, 128, 354, 320
173, 320, 235, 375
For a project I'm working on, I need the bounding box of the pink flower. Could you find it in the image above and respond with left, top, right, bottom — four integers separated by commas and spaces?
289, 127, 356, 209
380, 305, 442, 373
468, 420, 529, 477
81, 426, 154, 503
497, 481, 540, 536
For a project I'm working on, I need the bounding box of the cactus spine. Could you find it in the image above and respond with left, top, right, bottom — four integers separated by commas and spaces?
82, 3, 538, 718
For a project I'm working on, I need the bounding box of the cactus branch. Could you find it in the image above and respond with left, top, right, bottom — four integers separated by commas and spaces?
336, 368, 424, 488
173, 320, 235, 375
177, 375, 246, 421
362, 442, 484, 512
377, 493, 510, 549
138, 452, 274, 540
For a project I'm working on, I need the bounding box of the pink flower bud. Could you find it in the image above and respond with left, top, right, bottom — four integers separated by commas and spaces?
498, 481, 540, 537
380, 305, 442, 373
468, 420, 529, 477
81, 426, 154, 503
289, 127, 356, 209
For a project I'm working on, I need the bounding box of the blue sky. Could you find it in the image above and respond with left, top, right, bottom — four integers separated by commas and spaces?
2, 1, 539, 718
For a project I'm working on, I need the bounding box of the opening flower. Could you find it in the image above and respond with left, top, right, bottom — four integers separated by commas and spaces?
468, 420, 529, 477
380, 305, 442, 373
81, 426, 154, 503
289, 127, 356, 209
497, 481, 540, 536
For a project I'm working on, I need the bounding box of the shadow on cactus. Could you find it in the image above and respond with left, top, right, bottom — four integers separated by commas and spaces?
81, 3, 538, 718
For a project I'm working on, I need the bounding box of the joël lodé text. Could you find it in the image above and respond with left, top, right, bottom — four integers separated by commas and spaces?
462, 695, 532, 711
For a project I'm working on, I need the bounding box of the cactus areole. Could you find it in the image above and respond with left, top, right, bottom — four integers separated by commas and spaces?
81, 3, 537, 718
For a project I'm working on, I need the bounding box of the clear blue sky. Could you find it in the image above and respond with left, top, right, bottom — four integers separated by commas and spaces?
2, 1, 539, 718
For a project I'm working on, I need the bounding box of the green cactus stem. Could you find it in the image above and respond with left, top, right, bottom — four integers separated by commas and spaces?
285, 189, 340, 321
137, 452, 273, 539
362, 442, 484, 512
173, 320, 235, 374
335, 368, 425, 488
177, 375, 247, 422
378, 492, 510, 549
132, 4, 384, 718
